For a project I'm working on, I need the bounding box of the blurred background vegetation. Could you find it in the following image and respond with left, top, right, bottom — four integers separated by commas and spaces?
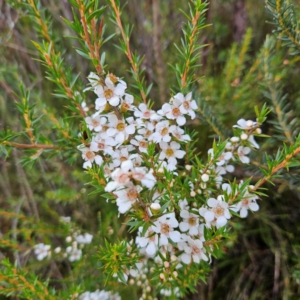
1, 0, 300, 299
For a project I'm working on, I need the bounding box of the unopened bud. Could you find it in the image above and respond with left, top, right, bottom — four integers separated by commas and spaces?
54, 247, 61, 254
256, 128, 262, 134
171, 255, 177, 262
159, 273, 165, 281
164, 261, 170, 268
230, 136, 239, 143
241, 133, 248, 140
66, 236, 72, 243
129, 278, 135, 285
185, 165, 192, 171
190, 191, 196, 197
201, 173, 209, 182
150, 203, 161, 215
173, 271, 178, 278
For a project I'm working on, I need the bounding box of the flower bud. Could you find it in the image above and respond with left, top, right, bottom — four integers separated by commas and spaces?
185, 165, 192, 171
241, 133, 248, 140
164, 261, 170, 268
256, 128, 262, 134
54, 247, 61, 254
159, 273, 165, 281
230, 136, 239, 143
66, 236, 72, 243
150, 203, 161, 215
173, 271, 178, 278
201, 173, 209, 182
190, 191, 196, 197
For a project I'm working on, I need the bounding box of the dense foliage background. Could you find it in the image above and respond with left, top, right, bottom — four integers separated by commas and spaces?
1, 0, 300, 299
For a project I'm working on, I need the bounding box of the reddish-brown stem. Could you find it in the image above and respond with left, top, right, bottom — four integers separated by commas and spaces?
3, 141, 61, 150
77, 0, 103, 77
253, 146, 300, 191
109, 0, 147, 104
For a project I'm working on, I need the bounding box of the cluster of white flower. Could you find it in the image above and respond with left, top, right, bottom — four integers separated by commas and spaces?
79, 72, 262, 287
33, 217, 93, 263
78, 289, 121, 300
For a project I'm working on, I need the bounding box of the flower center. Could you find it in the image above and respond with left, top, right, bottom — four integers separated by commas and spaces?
161, 127, 169, 136
242, 199, 249, 206
127, 188, 138, 201
143, 111, 151, 118
86, 151, 95, 160
172, 107, 181, 117
120, 156, 128, 162
116, 122, 125, 132
183, 101, 190, 110
98, 142, 105, 150
91, 119, 100, 127
161, 223, 170, 235
104, 89, 114, 99
191, 245, 200, 254
102, 125, 109, 132
145, 130, 152, 138
165, 148, 174, 157
188, 216, 197, 226
118, 173, 130, 184
213, 205, 225, 217
139, 141, 148, 148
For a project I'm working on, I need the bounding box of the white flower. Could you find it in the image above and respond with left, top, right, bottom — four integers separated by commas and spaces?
169, 125, 191, 142
233, 119, 257, 130
75, 233, 93, 244
90, 134, 116, 156
120, 93, 134, 111
237, 146, 251, 163
137, 122, 155, 139
105, 160, 133, 192
136, 227, 158, 256
179, 210, 199, 235
66, 246, 82, 262
197, 224, 206, 242
248, 134, 260, 149
85, 114, 106, 132
130, 135, 148, 153
83, 72, 101, 92
208, 148, 233, 166
152, 213, 181, 245
111, 147, 131, 168
115, 182, 142, 213
179, 198, 190, 210
134, 103, 155, 119
159, 99, 186, 125
159, 141, 186, 170
199, 197, 231, 229
34, 243, 51, 261
95, 75, 126, 107
235, 192, 259, 218
174, 92, 198, 119
106, 114, 135, 145
79, 146, 103, 169
180, 237, 208, 264
132, 167, 156, 189
151, 120, 172, 143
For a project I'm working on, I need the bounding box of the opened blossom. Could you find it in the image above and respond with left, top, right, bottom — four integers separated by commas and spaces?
199, 197, 231, 229
174, 92, 198, 119
95, 75, 126, 107
153, 213, 181, 246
